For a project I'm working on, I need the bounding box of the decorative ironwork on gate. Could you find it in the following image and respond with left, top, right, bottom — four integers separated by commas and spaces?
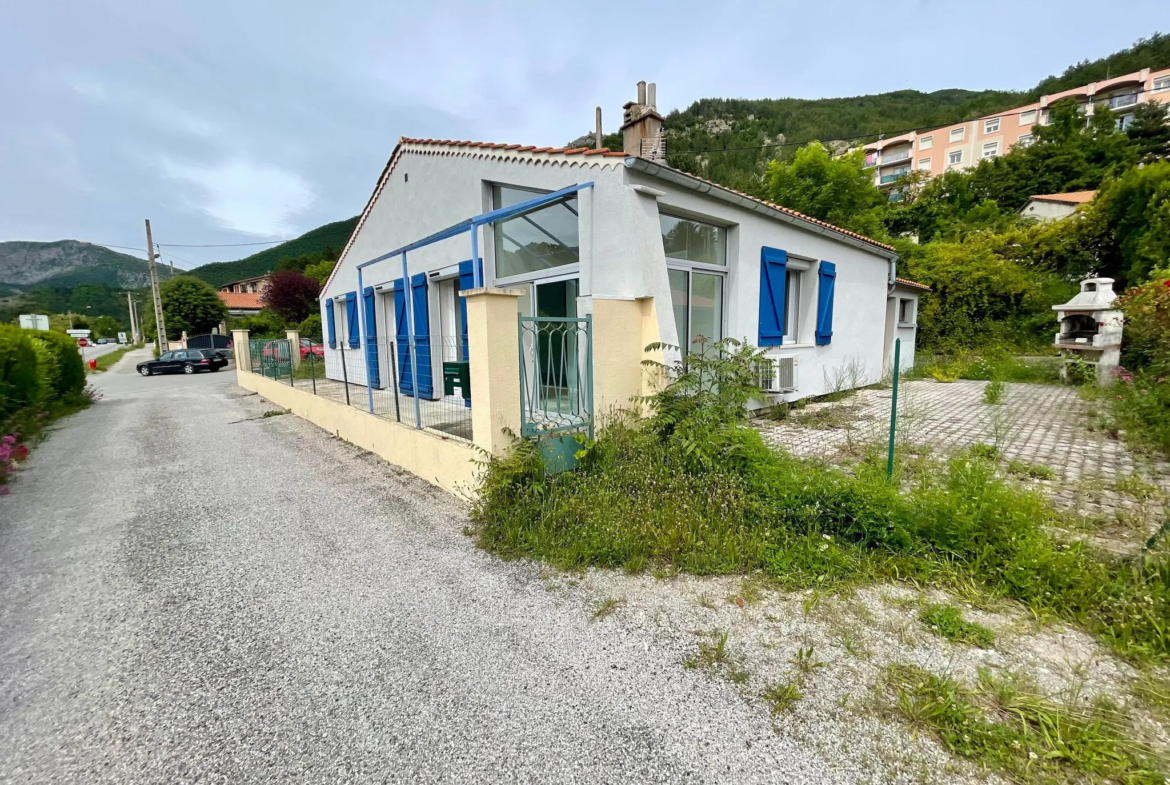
518, 315, 593, 439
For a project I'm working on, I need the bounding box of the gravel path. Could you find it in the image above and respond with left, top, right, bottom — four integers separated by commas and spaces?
1, 350, 848, 784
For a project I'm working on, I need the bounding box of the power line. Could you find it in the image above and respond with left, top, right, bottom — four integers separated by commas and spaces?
155, 239, 288, 248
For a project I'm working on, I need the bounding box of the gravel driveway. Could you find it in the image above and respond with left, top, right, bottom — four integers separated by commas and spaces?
0, 349, 845, 784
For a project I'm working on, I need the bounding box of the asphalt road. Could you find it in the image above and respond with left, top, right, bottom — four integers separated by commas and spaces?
0, 348, 836, 784
79, 340, 127, 363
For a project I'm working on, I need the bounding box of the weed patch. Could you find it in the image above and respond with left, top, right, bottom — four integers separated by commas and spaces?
472, 339, 1170, 663
762, 680, 803, 714
1006, 459, 1055, 481
881, 664, 1167, 784
590, 596, 626, 621
983, 379, 1006, 405
919, 604, 996, 648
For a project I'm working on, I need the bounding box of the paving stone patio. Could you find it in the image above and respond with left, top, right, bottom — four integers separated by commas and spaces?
755, 380, 1170, 522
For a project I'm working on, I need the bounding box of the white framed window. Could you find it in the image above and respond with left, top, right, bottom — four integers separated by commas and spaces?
948, 150, 963, 166
1017, 134, 1033, 148
919, 135, 933, 150
982, 142, 999, 158
668, 268, 724, 354
491, 184, 580, 280
918, 157, 932, 170
898, 298, 916, 326
660, 212, 727, 266
1019, 109, 1037, 125
984, 117, 1000, 134
784, 269, 801, 342
1155, 75, 1170, 92
949, 127, 965, 142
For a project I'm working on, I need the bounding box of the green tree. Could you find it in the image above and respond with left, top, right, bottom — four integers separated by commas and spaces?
147, 276, 228, 339
89, 315, 121, 338
1126, 100, 1170, 163
970, 99, 1137, 211
1092, 161, 1170, 284
762, 143, 887, 238
304, 257, 337, 284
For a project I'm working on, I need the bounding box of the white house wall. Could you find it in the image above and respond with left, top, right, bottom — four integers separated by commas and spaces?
622, 168, 896, 401
323, 144, 901, 404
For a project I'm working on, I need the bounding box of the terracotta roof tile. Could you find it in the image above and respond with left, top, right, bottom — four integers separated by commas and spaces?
1028, 190, 1096, 205
218, 292, 263, 309
894, 277, 931, 291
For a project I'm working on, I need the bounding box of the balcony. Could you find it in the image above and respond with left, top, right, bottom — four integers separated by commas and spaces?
1108, 93, 1138, 110
880, 149, 912, 166
879, 170, 909, 185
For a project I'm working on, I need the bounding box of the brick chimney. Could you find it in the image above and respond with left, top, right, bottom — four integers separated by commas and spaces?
621, 80, 665, 161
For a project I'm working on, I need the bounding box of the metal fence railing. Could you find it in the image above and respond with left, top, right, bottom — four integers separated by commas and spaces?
250, 335, 473, 443
518, 315, 593, 439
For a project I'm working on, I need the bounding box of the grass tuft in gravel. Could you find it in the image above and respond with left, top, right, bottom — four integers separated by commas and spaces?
881, 664, 1168, 785
761, 680, 803, 714
1006, 459, 1055, 480
262, 409, 288, 418
590, 596, 626, 621
919, 604, 996, 648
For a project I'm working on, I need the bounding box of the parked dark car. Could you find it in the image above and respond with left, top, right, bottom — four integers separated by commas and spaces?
137, 349, 229, 376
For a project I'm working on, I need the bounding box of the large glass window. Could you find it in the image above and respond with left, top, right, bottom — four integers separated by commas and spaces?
492, 185, 579, 279
660, 214, 727, 266
669, 268, 723, 353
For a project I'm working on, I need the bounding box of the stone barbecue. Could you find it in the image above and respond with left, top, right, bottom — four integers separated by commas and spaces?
1053, 277, 1122, 384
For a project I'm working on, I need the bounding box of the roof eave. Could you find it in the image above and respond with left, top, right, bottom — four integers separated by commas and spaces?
623, 157, 899, 260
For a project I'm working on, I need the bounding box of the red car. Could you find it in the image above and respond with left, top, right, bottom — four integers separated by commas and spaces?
260, 339, 323, 360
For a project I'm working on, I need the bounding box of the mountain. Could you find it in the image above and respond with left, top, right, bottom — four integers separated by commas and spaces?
0, 240, 153, 291
186, 217, 358, 287
611, 33, 1170, 194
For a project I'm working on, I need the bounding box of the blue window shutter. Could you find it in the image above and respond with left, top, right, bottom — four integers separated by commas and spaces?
325, 298, 336, 349
392, 279, 412, 395
345, 291, 359, 348
411, 272, 434, 398
815, 261, 836, 345
758, 246, 788, 347
363, 286, 380, 388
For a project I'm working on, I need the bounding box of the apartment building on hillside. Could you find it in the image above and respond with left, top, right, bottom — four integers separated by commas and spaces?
862, 67, 1170, 192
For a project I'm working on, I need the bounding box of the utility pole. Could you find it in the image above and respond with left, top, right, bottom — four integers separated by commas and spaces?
126, 292, 139, 343
145, 219, 168, 350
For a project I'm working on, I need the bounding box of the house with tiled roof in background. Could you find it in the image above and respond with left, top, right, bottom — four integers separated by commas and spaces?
317, 81, 924, 420
1019, 190, 1097, 221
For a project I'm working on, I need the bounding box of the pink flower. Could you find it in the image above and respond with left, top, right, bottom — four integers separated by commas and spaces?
0, 446, 9, 463
1, 435, 14, 445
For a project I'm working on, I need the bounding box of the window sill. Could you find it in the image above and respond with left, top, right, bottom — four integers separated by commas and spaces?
897, 322, 917, 329
769, 342, 816, 350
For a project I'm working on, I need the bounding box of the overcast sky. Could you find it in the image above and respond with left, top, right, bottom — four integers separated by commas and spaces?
2, 1, 1165, 268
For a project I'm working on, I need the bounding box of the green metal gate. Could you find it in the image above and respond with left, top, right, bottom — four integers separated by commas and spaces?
518, 315, 593, 470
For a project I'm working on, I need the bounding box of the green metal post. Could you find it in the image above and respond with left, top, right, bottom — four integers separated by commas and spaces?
887, 338, 900, 480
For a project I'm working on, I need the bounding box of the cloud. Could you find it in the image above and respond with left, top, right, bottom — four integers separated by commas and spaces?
161, 158, 313, 237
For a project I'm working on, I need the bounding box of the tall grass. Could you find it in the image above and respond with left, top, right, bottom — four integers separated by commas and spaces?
473, 340, 1170, 662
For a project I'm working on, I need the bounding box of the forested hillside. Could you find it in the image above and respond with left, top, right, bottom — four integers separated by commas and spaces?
656, 34, 1170, 193
186, 217, 357, 287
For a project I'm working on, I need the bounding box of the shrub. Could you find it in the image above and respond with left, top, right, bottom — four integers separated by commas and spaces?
297, 313, 323, 341
1111, 369, 1170, 457
0, 325, 39, 422
27, 330, 86, 402
1118, 275, 1170, 375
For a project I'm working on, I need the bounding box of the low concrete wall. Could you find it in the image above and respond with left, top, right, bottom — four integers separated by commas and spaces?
236, 368, 481, 496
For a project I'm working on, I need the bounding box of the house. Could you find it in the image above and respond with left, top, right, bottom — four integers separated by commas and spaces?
1019, 191, 1096, 221
318, 81, 922, 429
862, 66, 1170, 190
219, 274, 273, 295
218, 290, 264, 317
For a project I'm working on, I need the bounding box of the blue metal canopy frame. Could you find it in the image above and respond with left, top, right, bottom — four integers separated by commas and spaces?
350, 181, 593, 428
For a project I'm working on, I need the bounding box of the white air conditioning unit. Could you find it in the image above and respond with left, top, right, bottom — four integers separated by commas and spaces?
757, 356, 797, 393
